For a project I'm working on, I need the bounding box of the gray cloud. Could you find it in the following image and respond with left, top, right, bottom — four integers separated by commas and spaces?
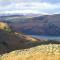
0, 0, 60, 14
41, 0, 60, 3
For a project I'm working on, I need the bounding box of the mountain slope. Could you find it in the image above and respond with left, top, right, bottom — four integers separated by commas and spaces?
0, 22, 60, 60
2, 14, 60, 36
0, 22, 44, 54
0, 22, 60, 54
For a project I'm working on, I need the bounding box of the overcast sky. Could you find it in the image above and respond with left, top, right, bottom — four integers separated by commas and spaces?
0, 0, 60, 14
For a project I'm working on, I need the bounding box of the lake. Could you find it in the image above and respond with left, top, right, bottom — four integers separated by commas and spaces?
30, 35, 60, 41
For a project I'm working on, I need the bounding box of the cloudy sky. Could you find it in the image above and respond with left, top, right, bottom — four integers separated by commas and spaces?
0, 0, 60, 14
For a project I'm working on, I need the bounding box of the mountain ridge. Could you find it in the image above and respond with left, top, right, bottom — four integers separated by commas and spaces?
0, 14, 60, 35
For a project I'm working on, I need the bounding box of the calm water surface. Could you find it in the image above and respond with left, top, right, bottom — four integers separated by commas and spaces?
30, 35, 60, 41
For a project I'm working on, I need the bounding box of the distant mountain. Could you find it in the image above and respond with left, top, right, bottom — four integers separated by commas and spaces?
0, 14, 60, 36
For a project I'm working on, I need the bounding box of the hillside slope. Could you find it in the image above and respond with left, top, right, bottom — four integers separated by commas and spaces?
0, 22, 44, 54
0, 44, 60, 60
0, 22, 60, 60
1, 14, 60, 36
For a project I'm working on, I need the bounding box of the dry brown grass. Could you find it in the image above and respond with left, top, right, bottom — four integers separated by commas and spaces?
0, 44, 60, 60
0, 22, 9, 29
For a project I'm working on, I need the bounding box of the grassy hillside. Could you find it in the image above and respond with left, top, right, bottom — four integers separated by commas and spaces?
0, 44, 60, 60
0, 22, 44, 54
0, 22, 60, 60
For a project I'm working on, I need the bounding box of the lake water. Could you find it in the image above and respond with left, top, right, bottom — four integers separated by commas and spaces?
30, 35, 60, 41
